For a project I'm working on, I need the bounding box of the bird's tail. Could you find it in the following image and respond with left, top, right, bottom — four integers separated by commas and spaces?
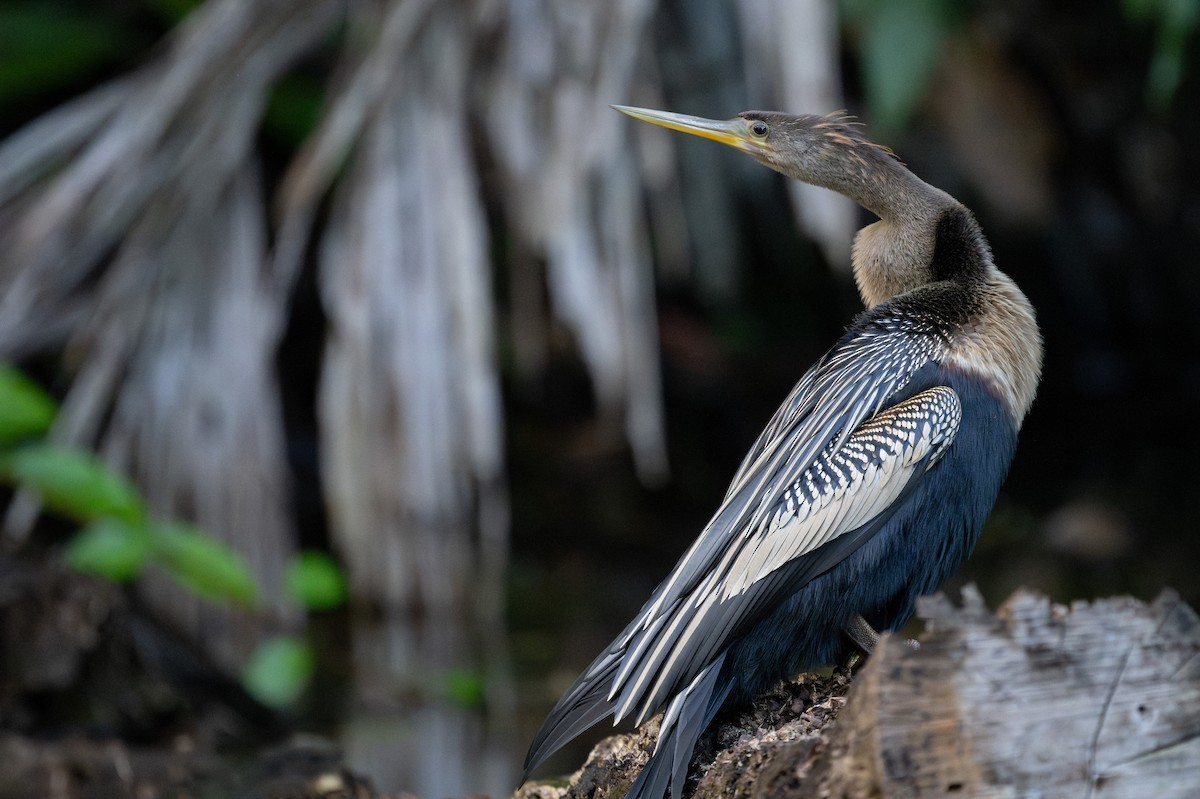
625, 654, 731, 799
523, 594, 678, 782
522, 643, 625, 782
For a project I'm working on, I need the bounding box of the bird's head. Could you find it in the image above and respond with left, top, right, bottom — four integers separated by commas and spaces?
613, 105, 898, 195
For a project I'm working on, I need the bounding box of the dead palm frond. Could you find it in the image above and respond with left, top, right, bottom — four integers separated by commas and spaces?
0, 0, 343, 668
0, 0, 845, 792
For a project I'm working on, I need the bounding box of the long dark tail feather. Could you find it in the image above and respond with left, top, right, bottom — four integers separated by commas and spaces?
627, 655, 732, 799
625, 747, 674, 799
523, 650, 622, 781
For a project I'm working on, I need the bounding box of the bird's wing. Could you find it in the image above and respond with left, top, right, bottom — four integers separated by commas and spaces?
647, 316, 949, 618
610, 384, 961, 724
723, 359, 823, 502
524, 315, 954, 776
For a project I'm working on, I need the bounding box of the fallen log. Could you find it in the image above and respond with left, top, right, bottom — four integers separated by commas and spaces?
519, 587, 1200, 798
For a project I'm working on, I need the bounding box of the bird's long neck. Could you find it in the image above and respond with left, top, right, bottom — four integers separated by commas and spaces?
786, 121, 1042, 424
781, 131, 959, 307
841, 158, 960, 308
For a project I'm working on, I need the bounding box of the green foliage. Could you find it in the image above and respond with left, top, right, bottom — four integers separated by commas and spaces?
842, 0, 1197, 127
1123, 0, 1199, 110
264, 76, 326, 147
442, 667, 487, 709
153, 521, 259, 606
0, 364, 347, 708
0, 4, 130, 105
145, 0, 204, 26
66, 517, 153, 581
0, 365, 56, 444
840, 0, 962, 135
286, 550, 348, 610
0, 444, 145, 525
243, 636, 315, 708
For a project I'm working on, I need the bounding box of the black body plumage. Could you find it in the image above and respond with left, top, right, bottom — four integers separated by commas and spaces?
523, 110, 1042, 799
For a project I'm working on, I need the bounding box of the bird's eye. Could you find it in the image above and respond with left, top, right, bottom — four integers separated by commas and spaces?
750, 120, 769, 138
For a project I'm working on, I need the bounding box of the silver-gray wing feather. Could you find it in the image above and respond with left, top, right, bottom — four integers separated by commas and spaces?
524, 313, 956, 777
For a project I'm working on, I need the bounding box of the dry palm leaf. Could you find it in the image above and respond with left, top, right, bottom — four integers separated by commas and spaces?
0, 0, 343, 669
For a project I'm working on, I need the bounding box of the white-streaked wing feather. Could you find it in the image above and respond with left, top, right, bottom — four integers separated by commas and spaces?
615, 382, 960, 723
526, 312, 955, 774
720, 388, 960, 600
636, 319, 945, 629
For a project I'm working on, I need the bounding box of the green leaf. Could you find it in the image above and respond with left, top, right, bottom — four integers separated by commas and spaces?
66, 518, 153, 581
1162, 0, 1200, 31
145, 0, 204, 25
443, 667, 486, 709
0, 5, 131, 105
264, 76, 326, 147
1121, 0, 1157, 21
243, 637, 314, 708
1122, 0, 1199, 111
0, 365, 56, 445
152, 521, 257, 606
0, 445, 144, 524
1148, 0, 1199, 110
1147, 45, 1186, 110
860, 0, 955, 134
285, 551, 347, 610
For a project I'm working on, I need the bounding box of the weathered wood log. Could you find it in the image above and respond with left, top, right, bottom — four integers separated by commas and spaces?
519, 587, 1200, 798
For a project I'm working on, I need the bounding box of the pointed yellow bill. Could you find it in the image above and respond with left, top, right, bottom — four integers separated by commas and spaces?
612, 105, 762, 154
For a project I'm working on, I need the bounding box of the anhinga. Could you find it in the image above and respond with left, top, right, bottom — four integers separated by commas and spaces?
522, 107, 1043, 799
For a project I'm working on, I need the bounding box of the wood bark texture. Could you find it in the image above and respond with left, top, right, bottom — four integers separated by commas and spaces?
521, 587, 1200, 799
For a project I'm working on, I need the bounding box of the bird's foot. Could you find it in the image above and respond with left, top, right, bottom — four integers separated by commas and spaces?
843, 614, 880, 653
843, 616, 921, 671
